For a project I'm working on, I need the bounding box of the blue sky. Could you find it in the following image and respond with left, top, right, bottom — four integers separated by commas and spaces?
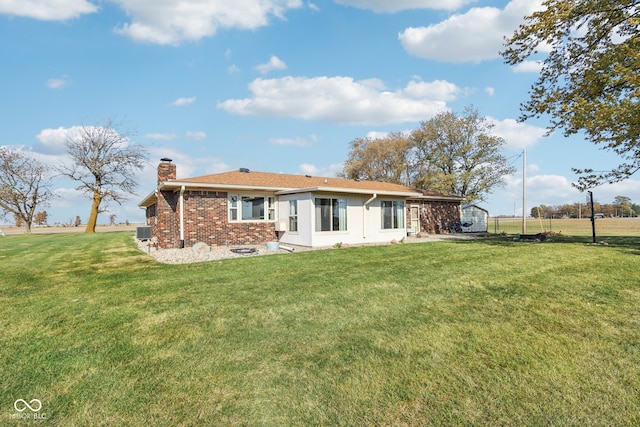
1, 0, 638, 225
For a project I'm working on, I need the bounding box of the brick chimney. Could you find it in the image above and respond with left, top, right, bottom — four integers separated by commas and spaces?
157, 158, 176, 185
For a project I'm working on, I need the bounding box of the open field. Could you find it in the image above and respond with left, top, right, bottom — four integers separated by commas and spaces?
490, 217, 640, 236
1, 232, 639, 425
0, 224, 140, 235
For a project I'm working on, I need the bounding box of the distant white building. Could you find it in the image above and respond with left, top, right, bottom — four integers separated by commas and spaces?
460, 204, 489, 233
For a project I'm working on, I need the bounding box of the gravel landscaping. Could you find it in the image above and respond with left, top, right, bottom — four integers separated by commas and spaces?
135, 234, 479, 264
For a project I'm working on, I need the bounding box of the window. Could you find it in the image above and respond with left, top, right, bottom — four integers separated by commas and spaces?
230, 195, 238, 221
289, 200, 298, 232
242, 196, 264, 220
381, 201, 405, 229
315, 198, 347, 231
267, 197, 276, 220
229, 195, 276, 222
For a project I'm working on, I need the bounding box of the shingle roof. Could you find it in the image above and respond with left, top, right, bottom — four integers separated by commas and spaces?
139, 168, 462, 207
179, 170, 415, 193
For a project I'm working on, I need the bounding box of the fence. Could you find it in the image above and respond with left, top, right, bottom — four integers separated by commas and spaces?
489, 217, 640, 236
490, 217, 560, 235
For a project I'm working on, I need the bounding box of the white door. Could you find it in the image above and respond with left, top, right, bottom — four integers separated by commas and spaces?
410, 206, 420, 233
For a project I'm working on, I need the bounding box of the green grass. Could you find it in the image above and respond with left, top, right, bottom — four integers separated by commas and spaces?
1, 232, 639, 426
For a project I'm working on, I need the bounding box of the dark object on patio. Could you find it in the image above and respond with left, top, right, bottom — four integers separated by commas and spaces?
516, 233, 547, 242
230, 248, 257, 255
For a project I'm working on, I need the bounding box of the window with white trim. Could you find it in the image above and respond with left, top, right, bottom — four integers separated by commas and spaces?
381, 200, 405, 229
229, 195, 276, 222
315, 198, 347, 231
289, 200, 298, 232
230, 195, 238, 221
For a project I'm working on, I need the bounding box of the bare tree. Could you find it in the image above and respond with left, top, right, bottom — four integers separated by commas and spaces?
58, 119, 148, 233
0, 148, 54, 233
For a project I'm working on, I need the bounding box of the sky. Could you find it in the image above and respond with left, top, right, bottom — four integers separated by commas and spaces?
1, 0, 638, 226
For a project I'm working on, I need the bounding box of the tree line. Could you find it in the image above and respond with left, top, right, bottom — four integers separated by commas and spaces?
531, 196, 639, 219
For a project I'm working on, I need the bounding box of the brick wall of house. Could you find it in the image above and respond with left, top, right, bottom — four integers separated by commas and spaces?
182, 190, 278, 247
156, 190, 180, 248
151, 189, 279, 248
407, 200, 461, 234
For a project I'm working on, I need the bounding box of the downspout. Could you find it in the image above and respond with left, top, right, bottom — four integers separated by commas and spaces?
363, 193, 377, 239
179, 186, 185, 248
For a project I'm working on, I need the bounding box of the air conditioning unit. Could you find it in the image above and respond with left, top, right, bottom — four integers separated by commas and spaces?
274, 222, 287, 231
136, 226, 152, 241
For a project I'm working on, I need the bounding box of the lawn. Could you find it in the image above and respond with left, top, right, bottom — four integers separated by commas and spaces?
1, 232, 639, 426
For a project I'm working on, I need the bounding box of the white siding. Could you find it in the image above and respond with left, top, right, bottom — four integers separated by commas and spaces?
278, 193, 407, 247
278, 193, 314, 247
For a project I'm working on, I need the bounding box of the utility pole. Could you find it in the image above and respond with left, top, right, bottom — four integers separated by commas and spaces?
522, 149, 527, 234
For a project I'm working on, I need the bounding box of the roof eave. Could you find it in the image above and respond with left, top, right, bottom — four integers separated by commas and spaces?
140, 180, 461, 203
276, 186, 419, 197
158, 180, 295, 193
138, 190, 158, 207
409, 194, 464, 202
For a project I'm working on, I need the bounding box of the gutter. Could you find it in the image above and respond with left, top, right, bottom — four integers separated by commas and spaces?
179, 186, 185, 248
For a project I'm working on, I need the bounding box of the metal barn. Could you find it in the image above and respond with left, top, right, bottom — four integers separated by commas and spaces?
460, 204, 489, 233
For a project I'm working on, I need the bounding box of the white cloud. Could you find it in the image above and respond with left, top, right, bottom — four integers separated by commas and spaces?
512, 60, 544, 73
35, 125, 132, 156
521, 175, 580, 206
228, 65, 241, 74
269, 137, 312, 147
144, 133, 177, 140
366, 131, 389, 139
489, 174, 640, 216
485, 87, 495, 97
401, 80, 460, 102
307, 2, 320, 12
186, 131, 207, 141
399, 0, 544, 63
218, 76, 459, 125
594, 179, 640, 205
256, 55, 287, 74
489, 117, 547, 150
334, 0, 472, 13
0, 0, 98, 21
298, 163, 343, 177
146, 147, 230, 179
47, 77, 70, 89
494, 173, 580, 215
35, 126, 81, 153
170, 96, 196, 107
112, 0, 304, 45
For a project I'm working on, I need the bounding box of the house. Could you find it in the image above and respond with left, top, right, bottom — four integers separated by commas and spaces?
460, 204, 489, 233
139, 159, 463, 248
